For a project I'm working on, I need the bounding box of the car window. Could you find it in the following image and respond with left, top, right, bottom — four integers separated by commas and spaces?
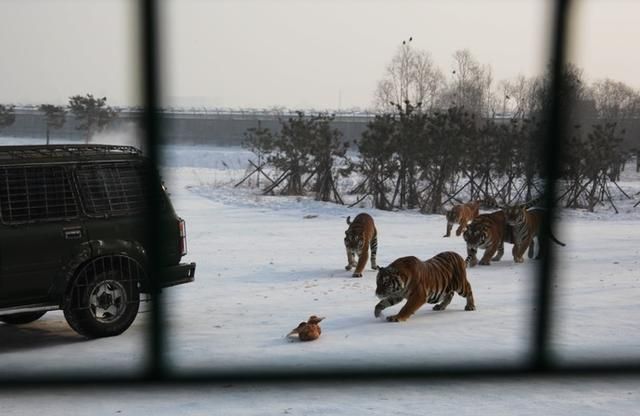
75, 163, 147, 216
0, 165, 79, 224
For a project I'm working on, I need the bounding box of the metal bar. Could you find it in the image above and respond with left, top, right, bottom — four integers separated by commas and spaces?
2, 362, 640, 389
532, 0, 571, 369
139, 0, 166, 379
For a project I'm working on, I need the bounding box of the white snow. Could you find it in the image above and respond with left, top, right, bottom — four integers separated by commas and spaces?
1, 138, 639, 414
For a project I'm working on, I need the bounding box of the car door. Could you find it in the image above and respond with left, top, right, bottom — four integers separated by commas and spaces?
0, 164, 87, 307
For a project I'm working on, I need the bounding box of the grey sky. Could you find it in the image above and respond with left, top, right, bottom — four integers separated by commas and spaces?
0, 0, 639, 109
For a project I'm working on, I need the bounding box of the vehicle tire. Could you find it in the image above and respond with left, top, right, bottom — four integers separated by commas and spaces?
64, 258, 141, 339
0, 311, 47, 325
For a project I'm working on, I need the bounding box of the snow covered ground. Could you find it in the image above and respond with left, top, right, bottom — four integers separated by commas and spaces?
1, 139, 639, 414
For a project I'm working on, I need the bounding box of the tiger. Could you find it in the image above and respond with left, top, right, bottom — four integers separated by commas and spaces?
344, 213, 378, 277
443, 200, 481, 237
503, 205, 566, 262
462, 210, 514, 267
374, 252, 475, 322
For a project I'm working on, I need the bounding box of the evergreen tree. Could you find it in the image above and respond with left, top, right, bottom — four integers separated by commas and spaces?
0, 104, 16, 129
243, 112, 347, 200
307, 113, 348, 202
355, 114, 398, 210
68, 94, 117, 144
38, 104, 66, 145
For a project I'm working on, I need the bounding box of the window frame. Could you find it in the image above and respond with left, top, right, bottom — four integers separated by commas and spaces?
2, 0, 639, 389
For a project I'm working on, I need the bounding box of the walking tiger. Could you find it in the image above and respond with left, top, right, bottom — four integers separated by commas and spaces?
503, 205, 566, 262
443, 200, 480, 237
462, 210, 514, 267
374, 252, 475, 322
344, 213, 378, 277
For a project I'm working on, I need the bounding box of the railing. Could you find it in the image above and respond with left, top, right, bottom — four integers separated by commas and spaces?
0, 145, 142, 161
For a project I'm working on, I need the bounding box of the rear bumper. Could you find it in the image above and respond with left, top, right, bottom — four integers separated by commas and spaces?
160, 262, 196, 289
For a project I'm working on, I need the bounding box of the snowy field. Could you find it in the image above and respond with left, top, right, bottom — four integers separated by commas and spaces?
1, 138, 639, 414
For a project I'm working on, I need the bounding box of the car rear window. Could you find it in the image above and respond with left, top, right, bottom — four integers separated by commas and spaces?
0, 165, 79, 224
75, 163, 148, 217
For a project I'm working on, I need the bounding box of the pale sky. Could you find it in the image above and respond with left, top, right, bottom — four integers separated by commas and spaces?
0, 0, 639, 109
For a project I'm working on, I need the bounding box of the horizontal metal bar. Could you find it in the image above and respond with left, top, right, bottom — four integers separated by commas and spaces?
1, 362, 639, 390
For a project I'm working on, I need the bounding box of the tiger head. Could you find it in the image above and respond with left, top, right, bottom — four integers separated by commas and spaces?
503, 205, 526, 226
344, 229, 364, 251
463, 222, 487, 249
375, 266, 405, 298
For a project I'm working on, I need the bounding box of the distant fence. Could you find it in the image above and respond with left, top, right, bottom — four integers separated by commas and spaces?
2, 106, 639, 149
0, 107, 375, 146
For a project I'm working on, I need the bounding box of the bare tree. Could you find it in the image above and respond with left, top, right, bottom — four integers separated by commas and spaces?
590, 78, 640, 121
483, 65, 499, 117
413, 50, 446, 111
498, 75, 539, 119
374, 38, 445, 111
441, 49, 492, 117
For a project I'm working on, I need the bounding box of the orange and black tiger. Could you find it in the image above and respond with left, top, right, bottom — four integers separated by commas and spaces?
462, 210, 514, 267
444, 200, 480, 237
503, 205, 565, 262
374, 252, 475, 322
344, 213, 378, 277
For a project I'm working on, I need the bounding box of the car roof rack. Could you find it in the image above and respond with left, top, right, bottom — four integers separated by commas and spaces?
0, 144, 143, 162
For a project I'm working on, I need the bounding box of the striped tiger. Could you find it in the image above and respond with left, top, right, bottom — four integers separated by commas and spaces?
444, 200, 480, 237
503, 205, 566, 262
344, 213, 378, 277
374, 252, 475, 322
462, 210, 514, 267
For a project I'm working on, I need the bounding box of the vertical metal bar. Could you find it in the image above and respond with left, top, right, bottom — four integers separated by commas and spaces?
533, 0, 572, 369
139, 0, 166, 378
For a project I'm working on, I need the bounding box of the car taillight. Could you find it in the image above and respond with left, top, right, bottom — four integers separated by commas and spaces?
178, 217, 187, 256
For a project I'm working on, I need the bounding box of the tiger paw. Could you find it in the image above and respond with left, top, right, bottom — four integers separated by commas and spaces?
465, 305, 476, 311
352, 272, 363, 278
371, 265, 379, 270
345, 265, 352, 271
386, 315, 400, 322
433, 304, 445, 311
374, 308, 383, 318
479, 260, 491, 266
514, 257, 524, 263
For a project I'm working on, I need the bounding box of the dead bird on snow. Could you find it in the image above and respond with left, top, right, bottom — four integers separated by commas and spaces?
286, 316, 325, 341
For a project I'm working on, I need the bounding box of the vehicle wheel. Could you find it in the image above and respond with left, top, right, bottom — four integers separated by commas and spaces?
0, 311, 47, 325
64, 261, 140, 339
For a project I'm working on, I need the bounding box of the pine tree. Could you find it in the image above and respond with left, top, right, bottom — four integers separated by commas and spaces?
68, 94, 117, 144
38, 104, 66, 145
0, 104, 16, 129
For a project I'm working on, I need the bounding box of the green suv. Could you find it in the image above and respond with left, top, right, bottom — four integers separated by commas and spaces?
0, 144, 195, 338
